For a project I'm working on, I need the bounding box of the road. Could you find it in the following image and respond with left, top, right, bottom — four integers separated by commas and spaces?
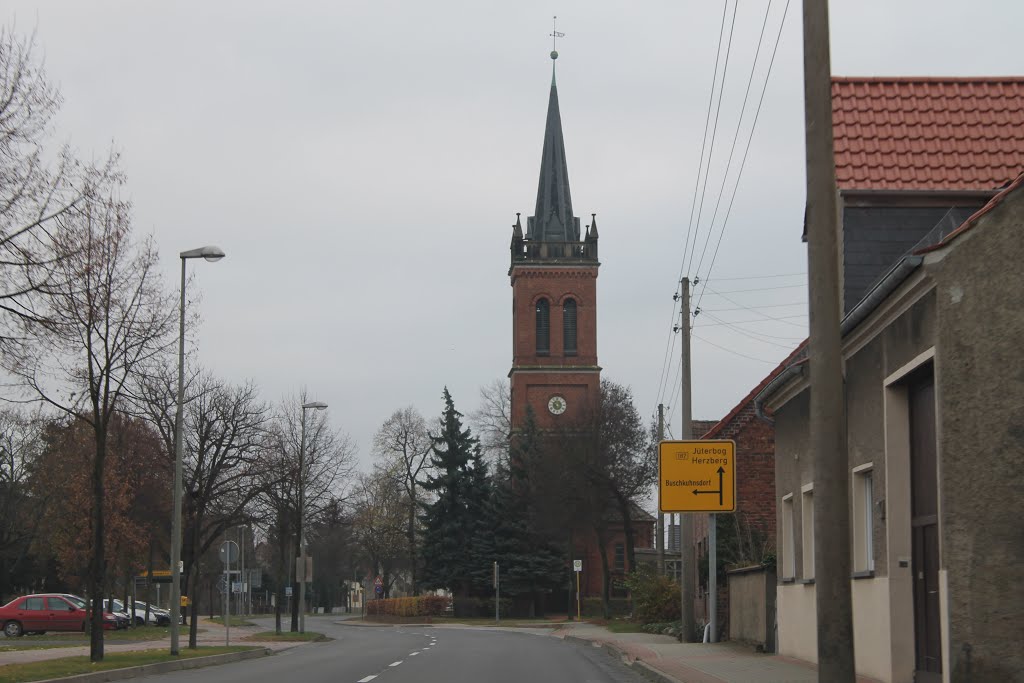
137, 615, 647, 683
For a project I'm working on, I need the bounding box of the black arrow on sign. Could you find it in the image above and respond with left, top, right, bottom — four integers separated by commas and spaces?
692, 467, 725, 507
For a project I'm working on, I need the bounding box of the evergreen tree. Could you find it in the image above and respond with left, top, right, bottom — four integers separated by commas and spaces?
419, 388, 491, 597
487, 407, 565, 609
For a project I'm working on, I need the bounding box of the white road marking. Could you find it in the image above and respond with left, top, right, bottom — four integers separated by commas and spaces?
410, 651, 420, 656
357, 677, 377, 682
389, 661, 403, 667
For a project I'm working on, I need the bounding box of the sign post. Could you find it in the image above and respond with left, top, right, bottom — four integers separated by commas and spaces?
659, 440, 736, 643
493, 561, 500, 624
573, 560, 582, 621
220, 538, 237, 647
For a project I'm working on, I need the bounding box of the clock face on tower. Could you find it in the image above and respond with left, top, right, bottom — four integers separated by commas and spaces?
548, 395, 567, 415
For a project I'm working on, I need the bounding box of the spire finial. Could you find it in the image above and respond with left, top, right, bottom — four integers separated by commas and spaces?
549, 16, 564, 86
549, 16, 564, 61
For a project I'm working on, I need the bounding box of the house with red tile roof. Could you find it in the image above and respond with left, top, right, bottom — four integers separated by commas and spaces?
756, 78, 1024, 683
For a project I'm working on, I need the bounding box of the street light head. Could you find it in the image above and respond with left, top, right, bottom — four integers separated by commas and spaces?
180, 245, 226, 262
302, 401, 328, 411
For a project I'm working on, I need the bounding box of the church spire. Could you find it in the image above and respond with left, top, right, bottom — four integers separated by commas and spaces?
528, 38, 579, 243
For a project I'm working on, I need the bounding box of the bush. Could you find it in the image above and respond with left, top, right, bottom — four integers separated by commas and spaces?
625, 565, 680, 624
365, 595, 451, 617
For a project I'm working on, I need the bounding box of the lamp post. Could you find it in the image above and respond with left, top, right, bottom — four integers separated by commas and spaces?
298, 400, 327, 634
170, 246, 225, 656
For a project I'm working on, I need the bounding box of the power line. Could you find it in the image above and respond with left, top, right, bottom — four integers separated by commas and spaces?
693, 0, 793, 316
691, 0, 777, 282
704, 283, 804, 295
685, 0, 740, 278
702, 312, 804, 347
678, 1, 730, 284
702, 300, 806, 312
705, 271, 806, 281
692, 332, 779, 364
702, 288, 808, 327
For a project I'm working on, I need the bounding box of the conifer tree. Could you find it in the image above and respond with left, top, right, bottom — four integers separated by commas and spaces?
419, 388, 491, 597
486, 407, 565, 612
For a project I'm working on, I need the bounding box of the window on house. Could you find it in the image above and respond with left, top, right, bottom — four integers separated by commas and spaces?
801, 485, 814, 580
852, 465, 874, 573
535, 298, 550, 355
563, 298, 577, 355
781, 493, 795, 579
614, 543, 625, 572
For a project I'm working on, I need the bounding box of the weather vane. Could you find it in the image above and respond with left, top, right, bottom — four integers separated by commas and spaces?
550, 15, 564, 59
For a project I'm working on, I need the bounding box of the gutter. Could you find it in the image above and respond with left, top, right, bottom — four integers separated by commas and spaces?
753, 363, 805, 425
840, 255, 923, 336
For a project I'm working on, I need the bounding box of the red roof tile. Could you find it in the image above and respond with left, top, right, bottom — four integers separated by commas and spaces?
833, 77, 1024, 191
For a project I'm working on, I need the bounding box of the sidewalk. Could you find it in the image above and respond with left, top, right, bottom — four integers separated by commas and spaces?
555, 622, 882, 683
0, 619, 297, 666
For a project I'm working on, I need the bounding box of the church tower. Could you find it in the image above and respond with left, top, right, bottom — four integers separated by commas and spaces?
509, 50, 600, 434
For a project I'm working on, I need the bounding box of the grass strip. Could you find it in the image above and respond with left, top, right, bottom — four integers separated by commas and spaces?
0, 646, 256, 683
243, 631, 329, 642
207, 616, 256, 627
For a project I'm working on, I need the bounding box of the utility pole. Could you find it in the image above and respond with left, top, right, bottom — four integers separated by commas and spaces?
657, 404, 665, 576
677, 277, 696, 642
802, 1, 855, 680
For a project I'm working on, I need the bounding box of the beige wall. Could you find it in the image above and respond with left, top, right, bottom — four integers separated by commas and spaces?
776, 583, 817, 664
852, 577, 894, 682
727, 567, 774, 648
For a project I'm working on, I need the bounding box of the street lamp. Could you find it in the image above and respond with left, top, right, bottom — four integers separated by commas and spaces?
170, 245, 225, 656
299, 400, 327, 634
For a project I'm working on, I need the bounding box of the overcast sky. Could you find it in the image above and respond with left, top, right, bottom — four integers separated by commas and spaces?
5, 1, 1021, 472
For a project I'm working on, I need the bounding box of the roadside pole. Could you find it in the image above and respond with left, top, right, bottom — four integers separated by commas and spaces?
493, 561, 500, 624
678, 277, 696, 642
657, 404, 666, 576
802, 0, 855, 679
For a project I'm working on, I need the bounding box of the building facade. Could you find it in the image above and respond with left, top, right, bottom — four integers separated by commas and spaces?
760, 77, 1024, 683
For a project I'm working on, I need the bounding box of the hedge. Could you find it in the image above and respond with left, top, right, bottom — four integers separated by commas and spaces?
365, 595, 450, 617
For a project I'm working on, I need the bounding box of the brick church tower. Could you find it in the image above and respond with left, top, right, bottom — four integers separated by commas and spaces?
509, 53, 600, 435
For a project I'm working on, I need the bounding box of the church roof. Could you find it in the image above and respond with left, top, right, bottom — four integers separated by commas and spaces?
529, 64, 579, 242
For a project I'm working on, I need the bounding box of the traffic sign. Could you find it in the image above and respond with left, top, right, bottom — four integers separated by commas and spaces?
285, 586, 293, 597
573, 560, 582, 572
659, 440, 737, 513
219, 540, 238, 565
374, 575, 383, 587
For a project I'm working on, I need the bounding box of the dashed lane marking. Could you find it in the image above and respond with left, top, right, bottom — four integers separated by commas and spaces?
357, 677, 377, 682
410, 652, 420, 656
389, 661, 403, 667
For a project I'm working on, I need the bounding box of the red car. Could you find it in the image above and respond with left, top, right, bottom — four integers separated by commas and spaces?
0, 593, 117, 637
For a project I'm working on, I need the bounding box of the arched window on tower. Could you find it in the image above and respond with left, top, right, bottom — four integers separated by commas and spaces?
563, 298, 577, 356
536, 298, 550, 355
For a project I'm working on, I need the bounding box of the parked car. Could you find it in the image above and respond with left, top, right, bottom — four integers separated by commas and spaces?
109, 599, 165, 626
133, 601, 172, 626
0, 594, 117, 637
98, 599, 130, 629
62, 594, 122, 631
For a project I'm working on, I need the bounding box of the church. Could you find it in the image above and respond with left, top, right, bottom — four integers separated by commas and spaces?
506, 49, 654, 602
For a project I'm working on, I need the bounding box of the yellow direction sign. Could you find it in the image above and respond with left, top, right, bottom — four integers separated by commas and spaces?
659, 440, 736, 513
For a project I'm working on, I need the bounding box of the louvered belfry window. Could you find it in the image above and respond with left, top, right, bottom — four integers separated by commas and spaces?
536, 299, 550, 355
563, 298, 577, 356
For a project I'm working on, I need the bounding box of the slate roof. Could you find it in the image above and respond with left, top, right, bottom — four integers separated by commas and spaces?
832, 77, 1024, 192
528, 65, 579, 242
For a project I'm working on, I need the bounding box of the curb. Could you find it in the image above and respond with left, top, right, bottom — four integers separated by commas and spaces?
561, 634, 684, 683
32, 647, 272, 683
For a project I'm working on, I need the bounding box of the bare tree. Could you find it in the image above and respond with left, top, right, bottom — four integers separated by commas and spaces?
132, 366, 270, 648
0, 163, 176, 660
350, 465, 408, 599
0, 28, 112, 349
372, 406, 430, 594
470, 378, 511, 464
259, 394, 356, 632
